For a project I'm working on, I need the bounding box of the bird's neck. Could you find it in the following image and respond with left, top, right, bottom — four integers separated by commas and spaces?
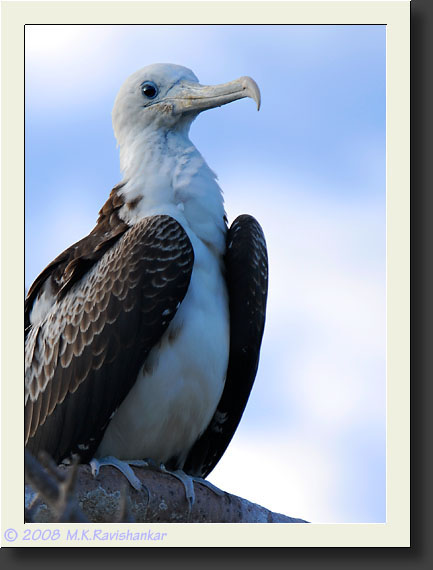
117, 127, 226, 250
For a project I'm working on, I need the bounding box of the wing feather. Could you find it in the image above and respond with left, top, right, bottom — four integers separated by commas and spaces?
25, 215, 194, 462
184, 214, 268, 478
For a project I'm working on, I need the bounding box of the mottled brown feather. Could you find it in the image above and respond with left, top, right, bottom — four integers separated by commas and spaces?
25, 213, 194, 463
25, 183, 129, 335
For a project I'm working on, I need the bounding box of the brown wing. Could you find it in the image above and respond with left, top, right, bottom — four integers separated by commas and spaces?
183, 214, 268, 478
25, 183, 129, 337
25, 215, 194, 463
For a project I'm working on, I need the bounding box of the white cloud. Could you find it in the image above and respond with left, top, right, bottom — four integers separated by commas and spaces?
24, 24, 386, 522
24, 25, 242, 111
209, 175, 385, 522
25, 26, 119, 109
209, 432, 339, 523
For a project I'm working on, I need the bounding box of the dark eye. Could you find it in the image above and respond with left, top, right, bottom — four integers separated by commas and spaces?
141, 81, 158, 99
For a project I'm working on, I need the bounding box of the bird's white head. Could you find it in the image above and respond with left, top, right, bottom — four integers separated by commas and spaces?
112, 63, 260, 150
111, 64, 260, 238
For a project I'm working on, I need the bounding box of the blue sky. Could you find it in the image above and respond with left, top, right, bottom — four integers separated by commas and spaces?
25, 24, 386, 523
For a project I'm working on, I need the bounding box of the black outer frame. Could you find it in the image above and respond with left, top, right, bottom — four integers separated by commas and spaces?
3, 0, 432, 566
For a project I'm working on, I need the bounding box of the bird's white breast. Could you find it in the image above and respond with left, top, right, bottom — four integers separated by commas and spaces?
96, 234, 229, 466
96, 135, 230, 466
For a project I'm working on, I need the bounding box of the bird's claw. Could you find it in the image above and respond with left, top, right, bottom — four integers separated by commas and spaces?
158, 464, 196, 510
89, 458, 100, 478
89, 457, 223, 513
158, 466, 225, 509
89, 456, 143, 491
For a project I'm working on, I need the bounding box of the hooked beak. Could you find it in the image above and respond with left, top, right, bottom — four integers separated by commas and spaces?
169, 76, 261, 114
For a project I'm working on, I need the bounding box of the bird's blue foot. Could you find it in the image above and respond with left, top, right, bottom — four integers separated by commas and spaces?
90, 456, 149, 491
159, 464, 196, 509
90, 457, 225, 511
159, 465, 225, 509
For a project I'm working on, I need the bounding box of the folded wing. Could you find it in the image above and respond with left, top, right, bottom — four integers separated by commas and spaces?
183, 214, 268, 477
25, 215, 194, 463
